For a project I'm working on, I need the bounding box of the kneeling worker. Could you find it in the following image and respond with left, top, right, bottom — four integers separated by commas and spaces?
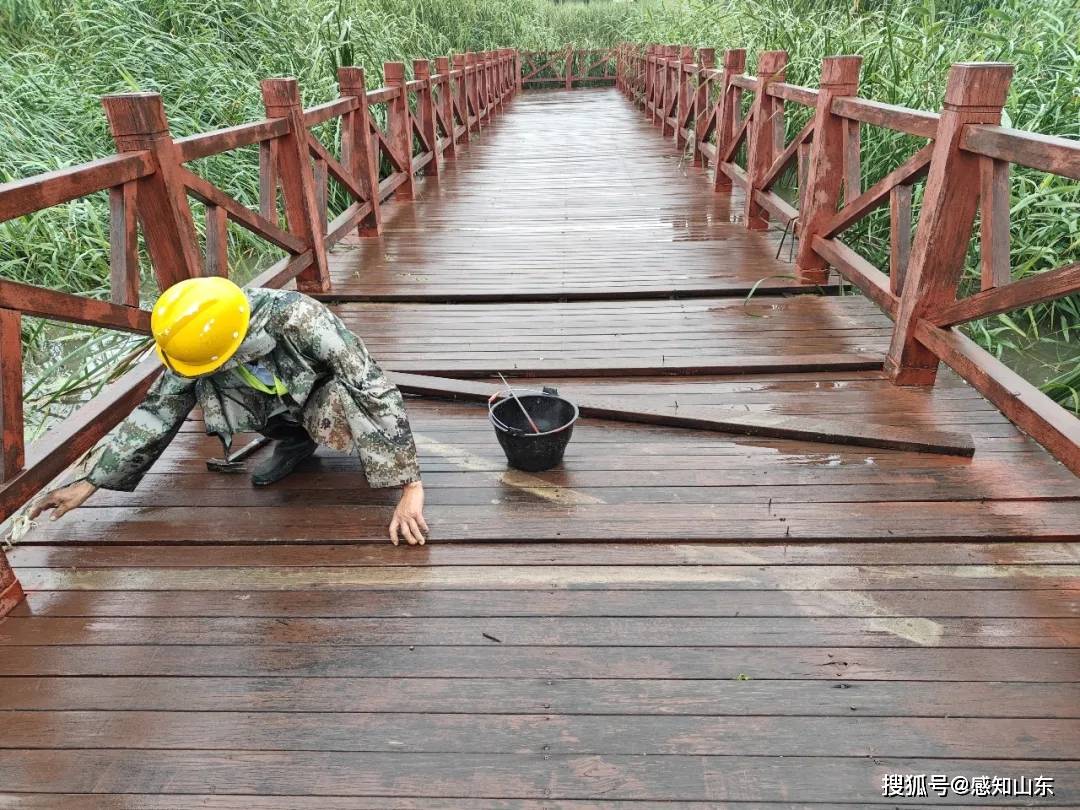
31, 277, 428, 545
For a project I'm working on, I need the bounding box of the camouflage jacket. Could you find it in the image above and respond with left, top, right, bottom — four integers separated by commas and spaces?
84, 288, 421, 491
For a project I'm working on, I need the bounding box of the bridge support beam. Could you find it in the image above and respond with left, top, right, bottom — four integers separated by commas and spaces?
886, 62, 1014, 385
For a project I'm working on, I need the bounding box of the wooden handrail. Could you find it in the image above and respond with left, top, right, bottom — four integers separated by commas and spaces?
960, 125, 1080, 180
519, 48, 616, 88
176, 118, 291, 162
0, 153, 154, 222
616, 41, 1080, 477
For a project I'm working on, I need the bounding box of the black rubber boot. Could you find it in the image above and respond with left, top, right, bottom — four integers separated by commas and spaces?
250, 431, 317, 486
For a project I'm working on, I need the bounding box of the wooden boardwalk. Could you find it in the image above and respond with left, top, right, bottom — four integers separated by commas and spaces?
323, 89, 827, 301
3, 87, 1080, 806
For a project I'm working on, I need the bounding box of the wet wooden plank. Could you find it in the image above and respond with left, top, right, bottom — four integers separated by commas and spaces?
18, 587, 1080, 619
3, 615, 1077, 647
335, 297, 891, 377
24, 499, 1080, 543
2, 711, 1076, 758
3, 644, 1076, 680
2, 750, 1075, 802
10, 541, 1080, 568
4, 676, 1076, 718
17, 563, 1080, 591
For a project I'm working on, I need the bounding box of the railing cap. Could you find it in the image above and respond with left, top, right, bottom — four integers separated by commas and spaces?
337, 66, 366, 94
819, 55, 862, 88
260, 77, 302, 110
723, 49, 746, 70
943, 62, 1013, 109
101, 92, 169, 137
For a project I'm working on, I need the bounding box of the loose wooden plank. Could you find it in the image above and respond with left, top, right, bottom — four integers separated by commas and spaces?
387, 371, 975, 456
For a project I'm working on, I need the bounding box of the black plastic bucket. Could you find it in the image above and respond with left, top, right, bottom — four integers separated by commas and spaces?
488, 386, 579, 472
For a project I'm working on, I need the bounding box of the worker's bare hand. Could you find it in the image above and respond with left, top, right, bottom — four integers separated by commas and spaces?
29, 480, 98, 521
389, 481, 428, 546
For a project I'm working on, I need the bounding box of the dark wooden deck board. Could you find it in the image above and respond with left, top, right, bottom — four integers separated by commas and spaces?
321, 88, 832, 302
2, 87, 1079, 805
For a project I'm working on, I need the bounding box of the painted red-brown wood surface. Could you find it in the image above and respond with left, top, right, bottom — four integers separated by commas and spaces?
1, 40, 1079, 804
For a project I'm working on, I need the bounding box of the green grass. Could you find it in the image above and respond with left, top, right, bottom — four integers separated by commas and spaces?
1, 0, 1077, 434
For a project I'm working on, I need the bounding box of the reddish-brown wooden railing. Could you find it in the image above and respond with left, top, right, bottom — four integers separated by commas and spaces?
0, 49, 518, 613
520, 48, 616, 88
617, 42, 1080, 476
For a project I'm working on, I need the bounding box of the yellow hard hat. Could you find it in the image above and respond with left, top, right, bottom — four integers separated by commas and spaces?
151, 277, 250, 377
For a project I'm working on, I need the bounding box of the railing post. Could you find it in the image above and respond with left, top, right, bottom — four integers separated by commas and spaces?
0, 544, 24, 618
713, 48, 746, 192
653, 44, 664, 117
453, 54, 472, 142
382, 62, 415, 200
565, 47, 574, 90
435, 57, 457, 161
413, 59, 440, 177
793, 56, 863, 284
484, 51, 493, 116
692, 48, 715, 167
661, 45, 678, 134
644, 46, 654, 116
743, 50, 788, 230
260, 78, 332, 292
0, 308, 24, 482
515, 49, 523, 94
675, 46, 695, 149
499, 49, 510, 103
885, 62, 1014, 385
482, 52, 493, 118
337, 67, 383, 236
101, 92, 202, 290
465, 53, 481, 132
